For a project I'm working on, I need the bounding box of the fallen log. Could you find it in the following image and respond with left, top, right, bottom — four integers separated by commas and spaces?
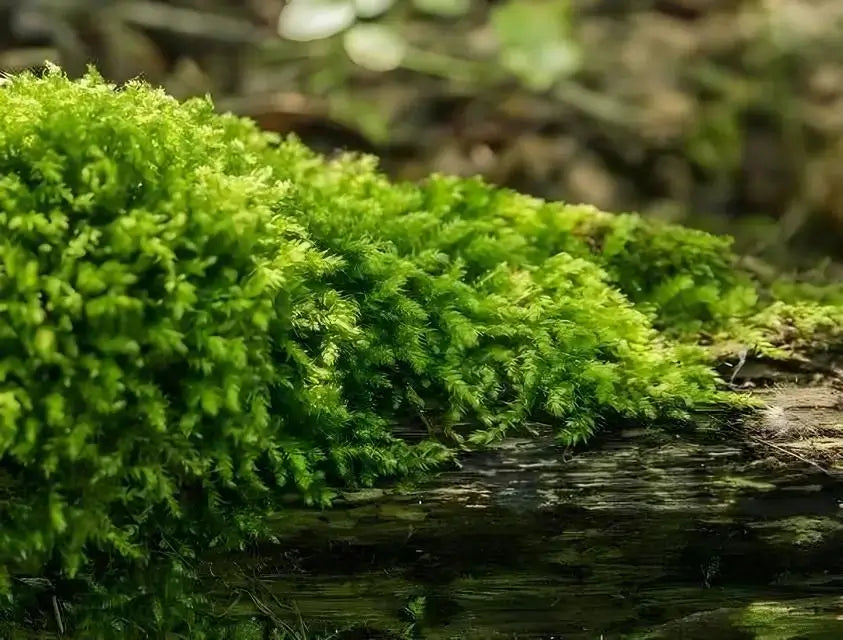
205, 379, 843, 639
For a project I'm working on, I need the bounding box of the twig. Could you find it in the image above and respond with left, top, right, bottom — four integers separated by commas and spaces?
210, 591, 243, 619
748, 433, 836, 478
52, 595, 64, 636
115, 2, 264, 44
728, 348, 749, 385
556, 81, 643, 130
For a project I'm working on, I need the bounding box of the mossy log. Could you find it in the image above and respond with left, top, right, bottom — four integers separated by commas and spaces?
3, 70, 843, 639
205, 379, 843, 639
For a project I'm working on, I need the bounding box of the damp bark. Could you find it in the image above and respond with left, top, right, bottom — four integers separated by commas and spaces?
206, 380, 843, 639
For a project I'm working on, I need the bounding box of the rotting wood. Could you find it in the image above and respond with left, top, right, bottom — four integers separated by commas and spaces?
202, 378, 843, 639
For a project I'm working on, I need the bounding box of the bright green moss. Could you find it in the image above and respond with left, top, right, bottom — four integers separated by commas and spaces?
0, 68, 434, 634
631, 598, 843, 639
0, 68, 838, 635
713, 300, 843, 359
261, 148, 733, 448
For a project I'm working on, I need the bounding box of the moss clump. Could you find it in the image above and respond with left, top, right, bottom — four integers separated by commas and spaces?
0, 68, 837, 635
0, 66, 383, 636
630, 598, 843, 640
261, 150, 733, 448
733, 600, 843, 640
754, 516, 843, 547
264, 144, 841, 368
712, 300, 843, 360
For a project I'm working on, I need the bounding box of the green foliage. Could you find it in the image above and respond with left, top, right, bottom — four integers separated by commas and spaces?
263, 148, 731, 448
491, 0, 580, 91
567, 209, 763, 333
713, 301, 843, 360
0, 66, 431, 636
0, 69, 836, 636
273, 0, 582, 92
402, 594, 427, 638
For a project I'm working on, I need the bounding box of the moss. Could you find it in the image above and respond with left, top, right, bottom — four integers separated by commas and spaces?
631, 597, 843, 639
728, 301, 843, 358
717, 476, 777, 492
0, 68, 840, 635
735, 600, 843, 640
753, 516, 843, 547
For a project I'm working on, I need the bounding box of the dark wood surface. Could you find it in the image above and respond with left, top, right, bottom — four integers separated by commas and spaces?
205, 382, 843, 639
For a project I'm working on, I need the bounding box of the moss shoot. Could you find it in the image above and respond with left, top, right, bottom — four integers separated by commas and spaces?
0, 68, 840, 636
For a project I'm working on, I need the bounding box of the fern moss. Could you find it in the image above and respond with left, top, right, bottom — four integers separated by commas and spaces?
712, 301, 843, 360
0, 68, 839, 635
0, 68, 382, 633
262, 148, 733, 449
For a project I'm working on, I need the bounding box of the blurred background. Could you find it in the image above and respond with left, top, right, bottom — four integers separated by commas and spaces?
1, 0, 842, 270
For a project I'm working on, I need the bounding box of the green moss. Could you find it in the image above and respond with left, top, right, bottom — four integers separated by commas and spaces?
753, 516, 843, 547
713, 300, 843, 360
630, 598, 843, 640
717, 475, 777, 492
0, 68, 839, 635
260, 152, 738, 447
735, 600, 843, 640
